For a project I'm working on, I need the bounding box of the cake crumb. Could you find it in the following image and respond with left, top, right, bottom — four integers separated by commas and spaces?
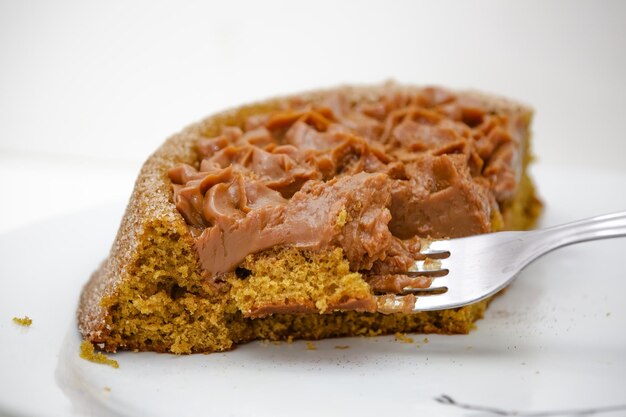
12, 316, 32, 327
334, 345, 350, 350
306, 341, 317, 350
423, 337, 429, 344
103, 387, 111, 393
287, 335, 294, 344
422, 258, 441, 270
336, 208, 348, 227
395, 332, 414, 343
80, 341, 119, 369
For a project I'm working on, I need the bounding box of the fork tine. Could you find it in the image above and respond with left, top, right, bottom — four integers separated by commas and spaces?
419, 239, 451, 257
420, 275, 452, 290
409, 269, 500, 311
402, 271, 452, 294
401, 286, 446, 294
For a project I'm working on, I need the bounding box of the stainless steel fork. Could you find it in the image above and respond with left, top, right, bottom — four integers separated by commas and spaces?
376, 211, 626, 312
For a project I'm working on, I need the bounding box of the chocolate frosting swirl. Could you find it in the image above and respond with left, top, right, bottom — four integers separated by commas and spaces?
169, 87, 525, 280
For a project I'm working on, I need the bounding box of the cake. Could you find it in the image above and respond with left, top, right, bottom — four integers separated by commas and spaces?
78, 83, 542, 354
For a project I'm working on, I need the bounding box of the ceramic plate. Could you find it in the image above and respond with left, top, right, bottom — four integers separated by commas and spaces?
1, 165, 625, 417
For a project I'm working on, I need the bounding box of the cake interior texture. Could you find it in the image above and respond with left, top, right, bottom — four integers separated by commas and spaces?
78, 84, 541, 354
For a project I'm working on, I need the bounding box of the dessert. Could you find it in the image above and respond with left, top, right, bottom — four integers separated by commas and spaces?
78, 83, 542, 354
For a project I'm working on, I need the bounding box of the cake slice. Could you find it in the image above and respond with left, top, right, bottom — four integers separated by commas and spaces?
78, 83, 542, 354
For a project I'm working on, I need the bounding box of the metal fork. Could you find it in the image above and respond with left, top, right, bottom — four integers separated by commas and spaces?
376, 211, 626, 313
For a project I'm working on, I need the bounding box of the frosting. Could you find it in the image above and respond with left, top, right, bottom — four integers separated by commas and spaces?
169, 87, 524, 282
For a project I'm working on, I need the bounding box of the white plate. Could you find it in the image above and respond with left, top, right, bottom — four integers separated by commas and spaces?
1, 165, 626, 417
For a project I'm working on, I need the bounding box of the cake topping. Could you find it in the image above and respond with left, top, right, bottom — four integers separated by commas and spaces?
169, 86, 526, 279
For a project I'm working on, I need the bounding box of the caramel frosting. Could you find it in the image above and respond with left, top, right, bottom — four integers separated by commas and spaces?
168, 86, 526, 282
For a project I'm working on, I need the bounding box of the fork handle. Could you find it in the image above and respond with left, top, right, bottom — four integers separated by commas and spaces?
532, 211, 626, 256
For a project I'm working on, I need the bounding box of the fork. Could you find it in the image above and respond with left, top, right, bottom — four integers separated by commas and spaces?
376, 211, 626, 313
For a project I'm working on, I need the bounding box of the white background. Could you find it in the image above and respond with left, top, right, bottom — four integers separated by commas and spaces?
1, 0, 625, 232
